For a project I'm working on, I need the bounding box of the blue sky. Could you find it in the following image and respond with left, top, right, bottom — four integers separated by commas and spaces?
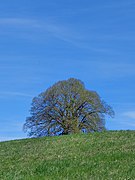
0, 0, 135, 141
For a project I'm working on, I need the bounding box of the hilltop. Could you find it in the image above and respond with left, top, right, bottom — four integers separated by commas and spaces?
0, 131, 135, 179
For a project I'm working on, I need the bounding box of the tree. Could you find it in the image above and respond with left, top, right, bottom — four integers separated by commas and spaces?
23, 78, 114, 137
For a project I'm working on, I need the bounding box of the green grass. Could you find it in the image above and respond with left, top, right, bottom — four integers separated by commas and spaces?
0, 131, 135, 180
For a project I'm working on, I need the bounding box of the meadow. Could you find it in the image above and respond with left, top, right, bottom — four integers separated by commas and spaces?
0, 131, 135, 179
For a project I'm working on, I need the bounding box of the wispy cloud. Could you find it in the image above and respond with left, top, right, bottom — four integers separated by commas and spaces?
0, 18, 81, 48
0, 121, 23, 132
0, 136, 26, 142
0, 18, 41, 28
122, 111, 135, 119
95, 61, 135, 78
0, 17, 112, 53
0, 17, 79, 40
123, 122, 135, 127
0, 120, 27, 141
0, 91, 33, 98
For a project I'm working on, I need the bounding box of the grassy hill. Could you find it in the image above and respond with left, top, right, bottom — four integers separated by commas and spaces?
0, 131, 135, 180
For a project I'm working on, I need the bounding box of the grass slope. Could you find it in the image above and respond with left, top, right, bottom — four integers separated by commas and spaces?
0, 131, 135, 180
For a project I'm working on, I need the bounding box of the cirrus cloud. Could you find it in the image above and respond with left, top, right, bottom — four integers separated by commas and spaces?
122, 111, 135, 119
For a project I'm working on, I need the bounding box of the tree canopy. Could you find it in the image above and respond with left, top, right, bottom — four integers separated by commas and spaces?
23, 78, 114, 137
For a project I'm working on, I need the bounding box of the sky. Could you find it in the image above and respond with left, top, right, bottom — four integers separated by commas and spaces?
0, 0, 135, 142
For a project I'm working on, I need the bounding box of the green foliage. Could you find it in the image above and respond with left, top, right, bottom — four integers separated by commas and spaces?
24, 78, 114, 137
0, 131, 135, 179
